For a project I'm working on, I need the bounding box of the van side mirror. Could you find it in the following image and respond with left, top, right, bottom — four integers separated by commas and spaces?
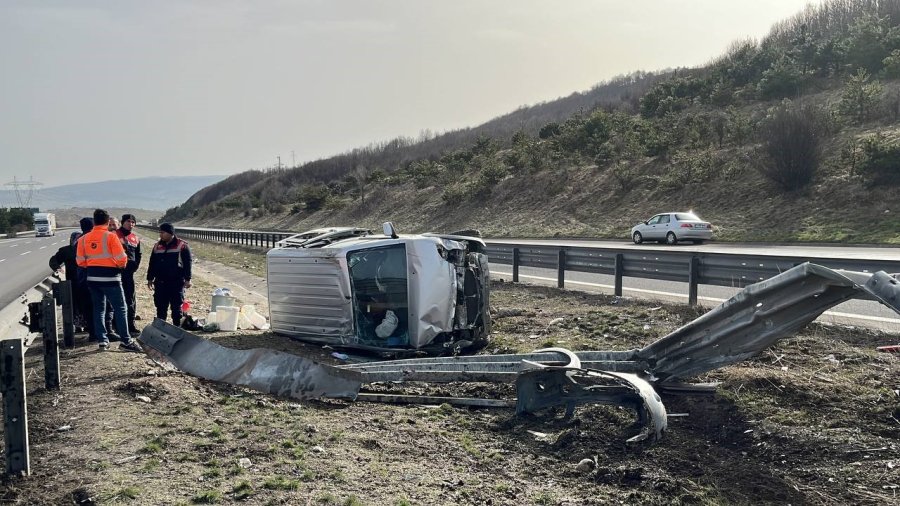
382, 222, 398, 239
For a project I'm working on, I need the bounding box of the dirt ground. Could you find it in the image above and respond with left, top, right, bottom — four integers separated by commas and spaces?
1, 239, 899, 505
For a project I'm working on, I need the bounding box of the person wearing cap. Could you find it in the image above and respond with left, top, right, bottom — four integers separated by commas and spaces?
146, 222, 192, 326
48, 227, 88, 332
116, 213, 142, 333
73, 217, 99, 339
75, 209, 144, 353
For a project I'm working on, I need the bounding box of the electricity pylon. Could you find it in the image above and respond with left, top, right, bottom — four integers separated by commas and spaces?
4, 176, 43, 208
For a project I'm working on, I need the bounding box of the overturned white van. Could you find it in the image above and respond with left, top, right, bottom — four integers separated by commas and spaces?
266, 223, 490, 354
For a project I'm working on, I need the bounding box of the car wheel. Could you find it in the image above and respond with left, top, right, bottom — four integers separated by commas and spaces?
632, 232, 643, 244
666, 232, 677, 245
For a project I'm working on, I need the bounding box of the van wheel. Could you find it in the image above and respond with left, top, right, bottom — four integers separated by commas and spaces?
666, 232, 678, 245
632, 232, 643, 244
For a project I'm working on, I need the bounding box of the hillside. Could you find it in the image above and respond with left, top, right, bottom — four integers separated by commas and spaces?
1, 175, 225, 212
164, 0, 900, 244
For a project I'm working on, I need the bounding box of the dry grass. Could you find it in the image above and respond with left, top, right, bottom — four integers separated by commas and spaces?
1, 242, 898, 505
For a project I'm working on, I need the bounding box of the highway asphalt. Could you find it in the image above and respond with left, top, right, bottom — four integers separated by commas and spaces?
0, 233, 70, 309
485, 238, 900, 261
486, 238, 900, 331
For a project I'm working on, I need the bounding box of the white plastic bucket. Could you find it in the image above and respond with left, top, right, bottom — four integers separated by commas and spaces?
211, 295, 237, 312
217, 306, 240, 331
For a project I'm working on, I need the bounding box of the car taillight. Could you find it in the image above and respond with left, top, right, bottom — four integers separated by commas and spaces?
680, 223, 693, 228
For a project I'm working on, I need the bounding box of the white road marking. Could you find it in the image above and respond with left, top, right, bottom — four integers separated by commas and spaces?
39, 246, 47, 250
0, 259, 5, 263
10, 244, 18, 247
20, 251, 31, 256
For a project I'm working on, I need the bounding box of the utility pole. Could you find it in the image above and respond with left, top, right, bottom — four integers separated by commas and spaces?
276, 156, 282, 170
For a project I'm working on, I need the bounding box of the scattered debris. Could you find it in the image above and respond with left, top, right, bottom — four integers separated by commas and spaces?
494, 308, 527, 318
575, 458, 596, 473
135, 395, 152, 403
56, 425, 72, 432
238, 457, 252, 468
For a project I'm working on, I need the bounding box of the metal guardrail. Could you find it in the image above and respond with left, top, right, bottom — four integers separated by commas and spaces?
139, 225, 900, 306
137, 224, 292, 250
0, 276, 73, 476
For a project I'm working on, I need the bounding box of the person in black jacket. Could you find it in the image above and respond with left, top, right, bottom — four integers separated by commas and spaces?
146, 223, 192, 326
50, 218, 96, 339
116, 214, 142, 333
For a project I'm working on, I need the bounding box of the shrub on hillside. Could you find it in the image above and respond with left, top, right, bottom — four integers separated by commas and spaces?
297, 184, 331, 211
855, 134, 900, 185
757, 55, 810, 99
538, 122, 561, 139
837, 69, 884, 123
441, 183, 469, 205
883, 49, 900, 78
757, 102, 827, 192
610, 164, 642, 192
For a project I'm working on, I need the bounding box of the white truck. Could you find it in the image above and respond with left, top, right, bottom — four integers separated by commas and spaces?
33, 212, 56, 237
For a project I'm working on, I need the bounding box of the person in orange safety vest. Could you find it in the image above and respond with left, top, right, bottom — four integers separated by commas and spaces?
75, 209, 144, 353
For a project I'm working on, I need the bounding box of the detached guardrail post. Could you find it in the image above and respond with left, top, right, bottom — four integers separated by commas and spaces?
688, 255, 700, 307
42, 293, 60, 390
557, 249, 566, 289
512, 248, 520, 283
614, 253, 624, 297
1, 338, 30, 476
55, 280, 75, 348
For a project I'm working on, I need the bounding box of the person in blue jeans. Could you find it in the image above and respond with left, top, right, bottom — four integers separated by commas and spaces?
75, 209, 144, 353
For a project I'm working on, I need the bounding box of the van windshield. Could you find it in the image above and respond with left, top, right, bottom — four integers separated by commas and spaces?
347, 244, 409, 345
35, 220, 48, 225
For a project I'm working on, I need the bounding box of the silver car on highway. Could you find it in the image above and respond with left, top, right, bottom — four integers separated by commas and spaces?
631, 212, 713, 245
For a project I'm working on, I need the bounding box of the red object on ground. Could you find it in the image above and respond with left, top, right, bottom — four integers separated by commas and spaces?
181, 300, 192, 313
876, 345, 900, 353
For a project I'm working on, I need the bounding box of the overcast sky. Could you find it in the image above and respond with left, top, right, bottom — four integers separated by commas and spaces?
0, 0, 821, 188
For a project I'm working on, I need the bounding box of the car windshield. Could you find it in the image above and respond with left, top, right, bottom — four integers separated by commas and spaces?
675, 213, 701, 221
35, 220, 48, 225
347, 244, 409, 344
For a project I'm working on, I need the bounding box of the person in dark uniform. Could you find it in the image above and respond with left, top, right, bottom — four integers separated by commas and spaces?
146, 223, 192, 326
116, 214, 142, 333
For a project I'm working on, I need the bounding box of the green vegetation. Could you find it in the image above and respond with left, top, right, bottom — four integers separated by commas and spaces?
263, 476, 301, 491
0, 208, 34, 235
191, 490, 222, 504
164, 0, 900, 244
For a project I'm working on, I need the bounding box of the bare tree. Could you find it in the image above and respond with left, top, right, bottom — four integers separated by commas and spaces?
352, 164, 372, 205
758, 103, 827, 192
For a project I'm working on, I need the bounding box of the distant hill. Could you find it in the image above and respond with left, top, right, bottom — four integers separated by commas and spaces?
1, 175, 225, 212
166, 0, 900, 244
